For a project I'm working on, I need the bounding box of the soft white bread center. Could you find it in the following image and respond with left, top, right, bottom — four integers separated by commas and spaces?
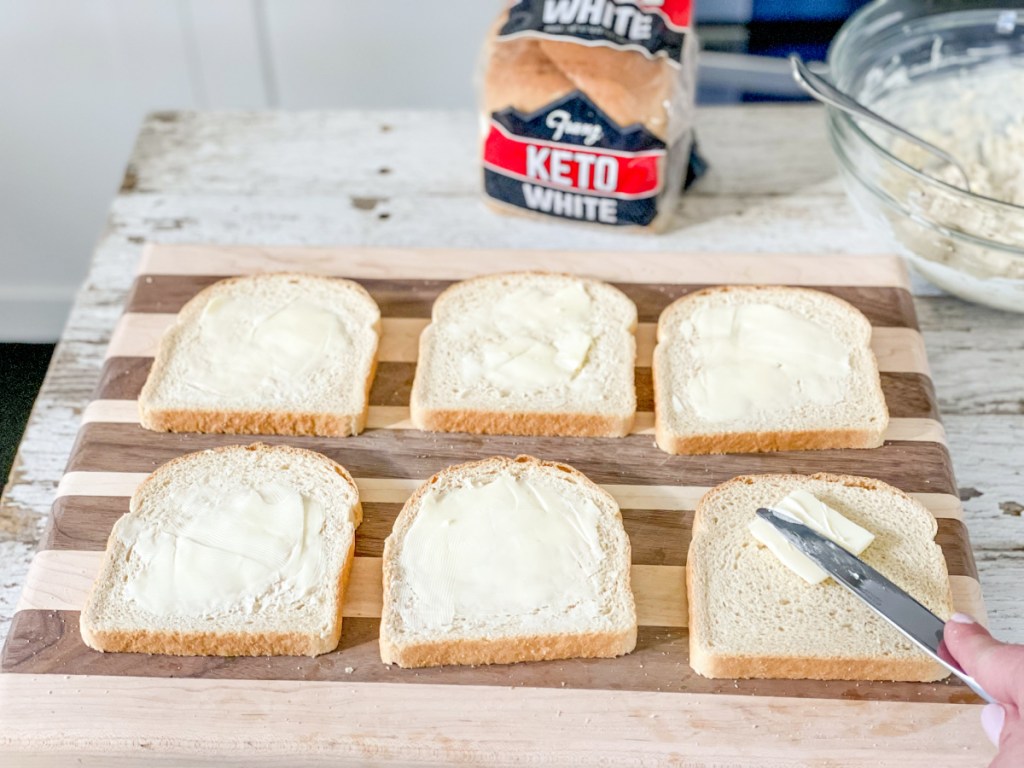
185, 295, 352, 396
677, 303, 852, 421
455, 282, 595, 394
397, 473, 605, 630
123, 482, 327, 615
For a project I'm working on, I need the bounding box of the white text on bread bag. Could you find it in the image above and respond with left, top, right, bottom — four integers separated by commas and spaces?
500, 0, 694, 62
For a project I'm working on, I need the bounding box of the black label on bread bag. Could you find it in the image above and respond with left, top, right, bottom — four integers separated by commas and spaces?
482, 92, 666, 226
500, 0, 692, 62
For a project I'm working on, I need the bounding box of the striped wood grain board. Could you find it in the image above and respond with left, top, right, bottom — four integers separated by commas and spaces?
0, 246, 992, 767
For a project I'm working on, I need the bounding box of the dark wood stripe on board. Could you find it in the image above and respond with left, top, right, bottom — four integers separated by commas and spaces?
40, 495, 978, 580
95, 358, 939, 420
1, 612, 977, 705
125, 275, 920, 328
65, 422, 958, 494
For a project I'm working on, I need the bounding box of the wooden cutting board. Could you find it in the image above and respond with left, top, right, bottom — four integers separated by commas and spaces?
0, 245, 994, 767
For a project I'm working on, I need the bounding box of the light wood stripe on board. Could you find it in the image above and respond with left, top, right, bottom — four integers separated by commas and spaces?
0, 673, 993, 766
139, 245, 912, 288
104, 313, 932, 375
78, 400, 947, 445
15, 551, 686, 628
13, 549, 984, 627
52, 471, 964, 521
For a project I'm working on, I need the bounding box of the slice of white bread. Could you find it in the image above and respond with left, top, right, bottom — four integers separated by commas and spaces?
687, 473, 953, 682
80, 443, 362, 657
139, 273, 381, 436
536, 39, 677, 142
482, 37, 574, 117
380, 455, 637, 668
654, 286, 889, 454
410, 272, 638, 437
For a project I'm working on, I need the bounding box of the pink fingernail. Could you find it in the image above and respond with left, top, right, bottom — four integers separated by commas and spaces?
981, 704, 1005, 746
949, 613, 976, 624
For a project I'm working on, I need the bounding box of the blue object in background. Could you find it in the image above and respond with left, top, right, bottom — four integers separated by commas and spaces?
753, 0, 871, 21
695, 0, 875, 103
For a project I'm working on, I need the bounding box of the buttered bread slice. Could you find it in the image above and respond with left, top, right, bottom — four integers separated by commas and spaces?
139, 273, 381, 436
410, 272, 637, 437
654, 286, 888, 454
687, 473, 953, 682
80, 444, 361, 657
380, 455, 637, 668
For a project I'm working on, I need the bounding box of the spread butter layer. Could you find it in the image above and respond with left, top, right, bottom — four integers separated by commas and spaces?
122, 482, 327, 615
453, 282, 597, 395
675, 302, 852, 422
396, 472, 605, 629
183, 295, 353, 397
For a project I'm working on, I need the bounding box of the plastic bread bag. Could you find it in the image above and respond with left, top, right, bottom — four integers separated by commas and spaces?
479, 0, 701, 231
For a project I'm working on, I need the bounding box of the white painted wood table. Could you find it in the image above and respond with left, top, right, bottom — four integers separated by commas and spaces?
1, 105, 1021, 651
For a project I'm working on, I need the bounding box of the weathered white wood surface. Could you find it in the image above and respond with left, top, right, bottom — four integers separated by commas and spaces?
2, 105, 1022, 650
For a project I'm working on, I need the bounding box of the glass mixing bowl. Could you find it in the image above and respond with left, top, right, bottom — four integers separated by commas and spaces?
826, 0, 1024, 312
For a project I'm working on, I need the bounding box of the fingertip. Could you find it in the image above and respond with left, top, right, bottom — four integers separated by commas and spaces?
981, 703, 1005, 746
943, 614, 989, 644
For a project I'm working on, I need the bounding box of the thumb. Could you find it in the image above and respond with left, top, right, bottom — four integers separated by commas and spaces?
942, 614, 1024, 710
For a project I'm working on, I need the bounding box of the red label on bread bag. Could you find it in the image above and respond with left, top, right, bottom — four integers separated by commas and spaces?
484, 123, 662, 198
482, 93, 667, 226
638, 1, 692, 29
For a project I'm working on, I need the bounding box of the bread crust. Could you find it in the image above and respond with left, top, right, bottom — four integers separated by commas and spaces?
412, 406, 633, 438
687, 473, 953, 683
380, 627, 637, 669
81, 538, 355, 657
653, 285, 889, 455
80, 443, 361, 657
653, 424, 885, 455
380, 455, 637, 668
688, 647, 949, 683
138, 273, 380, 437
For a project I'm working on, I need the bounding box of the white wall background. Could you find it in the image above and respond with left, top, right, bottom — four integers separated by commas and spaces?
0, 0, 500, 341
0, 1, 755, 342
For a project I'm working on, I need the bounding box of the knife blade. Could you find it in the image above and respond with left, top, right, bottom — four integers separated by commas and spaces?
755, 507, 995, 703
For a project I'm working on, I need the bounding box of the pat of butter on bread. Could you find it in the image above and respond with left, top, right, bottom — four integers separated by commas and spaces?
749, 489, 875, 584
410, 272, 638, 437
687, 473, 953, 682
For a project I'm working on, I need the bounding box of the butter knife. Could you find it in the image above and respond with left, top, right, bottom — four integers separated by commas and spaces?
755, 507, 995, 703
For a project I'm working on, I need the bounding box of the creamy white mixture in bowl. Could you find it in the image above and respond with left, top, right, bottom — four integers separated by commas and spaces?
826, 0, 1024, 311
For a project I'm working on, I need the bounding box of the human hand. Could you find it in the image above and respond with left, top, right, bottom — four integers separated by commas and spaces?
943, 613, 1024, 767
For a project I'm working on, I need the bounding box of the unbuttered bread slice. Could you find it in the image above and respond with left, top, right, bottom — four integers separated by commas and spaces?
80, 444, 361, 657
654, 286, 888, 454
139, 273, 380, 436
687, 473, 953, 682
410, 272, 638, 437
380, 455, 637, 668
